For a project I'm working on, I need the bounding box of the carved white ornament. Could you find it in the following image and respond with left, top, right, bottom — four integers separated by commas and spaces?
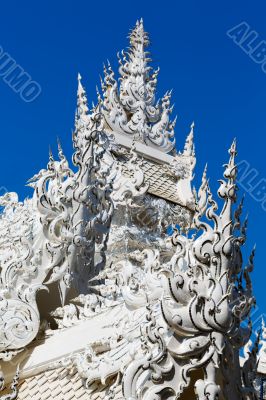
0, 19, 259, 400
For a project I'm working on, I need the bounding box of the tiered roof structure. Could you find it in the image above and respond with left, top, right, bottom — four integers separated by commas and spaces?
0, 20, 261, 400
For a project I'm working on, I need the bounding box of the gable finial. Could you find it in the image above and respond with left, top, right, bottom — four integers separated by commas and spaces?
76, 73, 89, 117
183, 122, 195, 157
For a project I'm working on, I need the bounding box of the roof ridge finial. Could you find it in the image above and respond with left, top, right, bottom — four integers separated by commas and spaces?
196, 163, 208, 216
49, 145, 54, 162
183, 122, 195, 157
57, 137, 65, 161
75, 72, 89, 131
77, 73, 85, 100
224, 138, 238, 188
217, 139, 238, 228
48, 146, 55, 171
130, 18, 149, 48
101, 20, 176, 153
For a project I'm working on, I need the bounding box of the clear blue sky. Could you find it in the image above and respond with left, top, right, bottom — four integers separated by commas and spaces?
0, 1, 265, 322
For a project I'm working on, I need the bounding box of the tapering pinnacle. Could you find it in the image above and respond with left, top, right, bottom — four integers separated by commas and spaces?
129, 18, 149, 48
225, 138, 238, 186
76, 73, 89, 118
49, 146, 54, 162
183, 122, 195, 157
121, 19, 151, 80
99, 19, 176, 153
48, 146, 55, 171
57, 137, 66, 161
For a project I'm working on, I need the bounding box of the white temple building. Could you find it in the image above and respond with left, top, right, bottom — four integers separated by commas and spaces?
0, 19, 264, 400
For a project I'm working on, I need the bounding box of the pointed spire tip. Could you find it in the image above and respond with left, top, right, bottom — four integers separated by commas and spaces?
49, 146, 54, 161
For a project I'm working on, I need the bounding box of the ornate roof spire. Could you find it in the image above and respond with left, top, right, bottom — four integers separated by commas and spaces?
183, 122, 195, 157
57, 137, 64, 160
218, 138, 238, 227
197, 163, 208, 216
48, 146, 55, 171
73, 74, 94, 164
75, 73, 90, 133
100, 19, 176, 153
77, 73, 89, 113
120, 18, 150, 83
129, 18, 149, 47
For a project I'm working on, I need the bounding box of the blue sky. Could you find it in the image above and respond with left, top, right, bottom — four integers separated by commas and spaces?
0, 1, 266, 320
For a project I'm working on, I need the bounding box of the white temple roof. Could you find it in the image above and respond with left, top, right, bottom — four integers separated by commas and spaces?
0, 19, 258, 400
